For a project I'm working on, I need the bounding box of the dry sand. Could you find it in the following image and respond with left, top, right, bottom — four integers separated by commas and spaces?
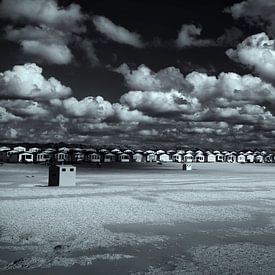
0, 162, 275, 274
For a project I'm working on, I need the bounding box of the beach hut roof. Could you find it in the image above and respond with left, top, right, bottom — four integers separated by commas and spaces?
145, 150, 155, 154
124, 149, 133, 154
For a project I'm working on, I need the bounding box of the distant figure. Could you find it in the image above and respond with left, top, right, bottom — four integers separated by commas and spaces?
96, 162, 102, 168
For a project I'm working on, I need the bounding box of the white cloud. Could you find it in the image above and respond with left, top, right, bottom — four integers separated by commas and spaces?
21, 41, 73, 65
225, 0, 275, 36
0, 0, 86, 33
226, 33, 275, 81
0, 63, 71, 100
0, 0, 92, 65
62, 96, 114, 119
115, 64, 191, 91
93, 16, 144, 48
120, 90, 201, 116
175, 24, 215, 48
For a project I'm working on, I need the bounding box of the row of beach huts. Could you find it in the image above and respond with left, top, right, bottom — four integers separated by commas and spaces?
0, 146, 274, 164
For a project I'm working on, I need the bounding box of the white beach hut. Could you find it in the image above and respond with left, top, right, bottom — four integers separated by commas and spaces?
206, 153, 216, 163
87, 153, 101, 163
246, 154, 254, 163
237, 154, 246, 163
118, 153, 131, 162
172, 153, 183, 162
48, 165, 76, 187
19, 152, 33, 163
14, 146, 26, 152
133, 153, 144, 162
195, 153, 205, 162
36, 152, 51, 163
159, 153, 170, 162
226, 154, 236, 163
104, 153, 116, 162
183, 153, 193, 163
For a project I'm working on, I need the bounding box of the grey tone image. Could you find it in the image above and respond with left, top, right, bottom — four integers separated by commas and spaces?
0, 0, 275, 274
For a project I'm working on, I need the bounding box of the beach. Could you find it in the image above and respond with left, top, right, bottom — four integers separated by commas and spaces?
0, 162, 275, 274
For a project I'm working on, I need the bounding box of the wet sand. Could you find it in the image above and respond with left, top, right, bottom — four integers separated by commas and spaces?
0, 162, 275, 274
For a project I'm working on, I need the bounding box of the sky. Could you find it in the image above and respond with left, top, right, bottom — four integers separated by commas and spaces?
0, 0, 275, 149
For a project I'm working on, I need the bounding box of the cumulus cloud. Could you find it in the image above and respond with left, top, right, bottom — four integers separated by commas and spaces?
0, 0, 86, 33
0, 0, 95, 65
176, 24, 215, 48
0, 106, 22, 123
93, 16, 144, 48
0, 63, 71, 100
115, 64, 191, 91
120, 90, 201, 117
226, 33, 275, 81
225, 0, 275, 36
2, 62, 275, 147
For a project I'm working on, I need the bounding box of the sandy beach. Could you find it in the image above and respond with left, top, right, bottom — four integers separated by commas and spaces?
0, 162, 275, 274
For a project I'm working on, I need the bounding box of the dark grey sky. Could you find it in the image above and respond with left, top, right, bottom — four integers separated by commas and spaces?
0, 0, 275, 149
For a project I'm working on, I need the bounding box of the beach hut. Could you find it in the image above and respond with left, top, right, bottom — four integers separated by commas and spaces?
254, 155, 263, 163
58, 147, 70, 153
0, 146, 10, 151
159, 153, 170, 162
195, 153, 205, 162
118, 153, 131, 162
146, 153, 157, 162
28, 147, 40, 153
206, 153, 216, 163
55, 152, 70, 163
172, 153, 183, 162
264, 154, 273, 163
48, 165, 76, 186
87, 153, 101, 163
104, 153, 116, 162
215, 153, 224, 162
246, 154, 254, 163
226, 154, 236, 163
133, 153, 144, 162
183, 153, 193, 163
71, 152, 85, 163
36, 152, 50, 163
18, 152, 33, 163
13, 146, 26, 152
237, 154, 246, 163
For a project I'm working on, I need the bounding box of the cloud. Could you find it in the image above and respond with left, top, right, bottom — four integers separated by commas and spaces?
175, 24, 215, 48
79, 39, 99, 67
5, 25, 73, 64
0, 0, 86, 33
21, 41, 73, 64
0, 63, 71, 100
1, 62, 275, 148
225, 0, 275, 36
0, 0, 94, 65
115, 64, 191, 91
0, 106, 22, 123
120, 90, 201, 117
226, 33, 275, 81
93, 16, 144, 48
175, 25, 244, 48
